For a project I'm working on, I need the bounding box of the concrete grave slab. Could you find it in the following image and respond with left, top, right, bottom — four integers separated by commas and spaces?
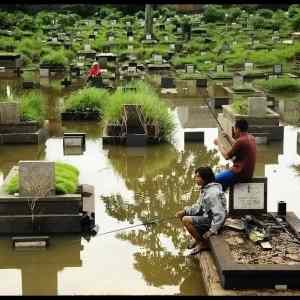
248, 96, 267, 117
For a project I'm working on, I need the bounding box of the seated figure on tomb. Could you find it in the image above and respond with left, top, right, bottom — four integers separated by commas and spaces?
87, 62, 103, 87
214, 119, 256, 191
176, 166, 227, 256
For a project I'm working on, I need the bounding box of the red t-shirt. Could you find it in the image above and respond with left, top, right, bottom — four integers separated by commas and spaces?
227, 132, 256, 180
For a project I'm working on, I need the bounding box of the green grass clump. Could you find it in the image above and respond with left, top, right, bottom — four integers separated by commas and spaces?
40, 49, 68, 66
254, 77, 300, 93
19, 91, 46, 122
55, 162, 79, 194
232, 96, 248, 115
64, 87, 109, 114
4, 175, 19, 194
4, 162, 79, 195
104, 81, 175, 141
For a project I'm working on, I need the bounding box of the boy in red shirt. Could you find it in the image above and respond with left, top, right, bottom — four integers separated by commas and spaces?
214, 119, 256, 191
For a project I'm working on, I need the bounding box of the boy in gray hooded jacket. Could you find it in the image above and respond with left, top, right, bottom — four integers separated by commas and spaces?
176, 166, 227, 255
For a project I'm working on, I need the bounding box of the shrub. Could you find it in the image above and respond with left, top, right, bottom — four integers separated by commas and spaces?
16, 37, 43, 63
232, 96, 248, 115
254, 77, 300, 93
291, 13, 300, 31
19, 91, 46, 122
257, 9, 273, 19
64, 87, 109, 113
104, 81, 175, 140
226, 6, 242, 22
40, 50, 68, 66
4, 162, 79, 195
203, 5, 226, 23
248, 50, 280, 66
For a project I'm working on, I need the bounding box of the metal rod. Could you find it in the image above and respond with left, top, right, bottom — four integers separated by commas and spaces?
203, 97, 233, 146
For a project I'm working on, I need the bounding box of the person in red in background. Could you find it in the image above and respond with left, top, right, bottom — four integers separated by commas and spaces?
87, 62, 103, 87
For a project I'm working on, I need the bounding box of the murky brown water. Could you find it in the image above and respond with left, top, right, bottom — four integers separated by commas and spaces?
0, 77, 299, 295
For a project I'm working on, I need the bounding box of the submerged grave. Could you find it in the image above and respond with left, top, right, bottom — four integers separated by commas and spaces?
0, 102, 48, 145
0, 53, 22, 77
0, 161, 95, 234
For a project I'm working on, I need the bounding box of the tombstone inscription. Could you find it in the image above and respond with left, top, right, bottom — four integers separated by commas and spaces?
273, 64, 282, 75
229, 177, 267, 215
19, 161, 55, 197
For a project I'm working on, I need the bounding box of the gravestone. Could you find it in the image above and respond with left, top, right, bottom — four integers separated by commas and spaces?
128, 36, 133, 42
145, 4, 153, 36
170, 44, 175, 50
273, 64, 282, 75
153, 54, 162, 64
248, 96, 267, 117
216, 64, 224, 73
177, 27, 182, 33
161, 77, 175, 88
229, 177, 267, 215
244, 62, 254, 72
40, 68, 49, 77
186, 64, 194, 73
233, 73, 244, 88
19, 161, 55, 197
146, 34, 152, 40
84, 44, 91, 51
108, 36, 114, 42
128, 45, 133, 51
268, 74, 278, 80
0, 102, 20, 124
164, 36, 169, 41
126, 21, 131, 26
128, 66, 136, 73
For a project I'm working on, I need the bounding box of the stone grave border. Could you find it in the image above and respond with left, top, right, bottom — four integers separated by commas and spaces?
209, 212, 300, 289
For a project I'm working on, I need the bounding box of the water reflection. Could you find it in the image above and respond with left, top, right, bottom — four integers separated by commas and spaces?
0, 236, 82, 295
101, 142, 219, 290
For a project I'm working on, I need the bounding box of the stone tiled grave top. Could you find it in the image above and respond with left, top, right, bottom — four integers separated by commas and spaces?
222, 213, 300, 265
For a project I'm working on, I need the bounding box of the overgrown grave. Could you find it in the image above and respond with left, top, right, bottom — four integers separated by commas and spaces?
0, 161, 95, 234
0, 101, 48, 145
103, 103, 160, 146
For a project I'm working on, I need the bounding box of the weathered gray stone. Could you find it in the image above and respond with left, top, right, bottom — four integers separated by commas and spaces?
248, 97, 267, 117
0, 102, 20, 124
298, 132, 300, 145
19, 161, 55, 197
233, 73, 243, 88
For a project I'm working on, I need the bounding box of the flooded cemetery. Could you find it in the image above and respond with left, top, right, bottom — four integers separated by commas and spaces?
1, 3, 300, 295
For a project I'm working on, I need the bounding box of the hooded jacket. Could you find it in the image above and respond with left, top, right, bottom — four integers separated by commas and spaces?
184, 182, 227, 234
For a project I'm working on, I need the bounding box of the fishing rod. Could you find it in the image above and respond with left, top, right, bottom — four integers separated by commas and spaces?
90, 216, 179, 238
203, 97, 234, 146
92, 184, 198, 237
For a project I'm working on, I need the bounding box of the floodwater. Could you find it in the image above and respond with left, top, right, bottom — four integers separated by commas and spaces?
0, 77, 300, 295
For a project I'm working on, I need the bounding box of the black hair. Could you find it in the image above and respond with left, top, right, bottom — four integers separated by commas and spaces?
235, 119, 248, 132
195, 166, 215, 186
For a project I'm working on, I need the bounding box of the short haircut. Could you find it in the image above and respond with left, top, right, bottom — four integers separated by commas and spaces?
235, 119, 248, 132
195, 166, 215, 186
